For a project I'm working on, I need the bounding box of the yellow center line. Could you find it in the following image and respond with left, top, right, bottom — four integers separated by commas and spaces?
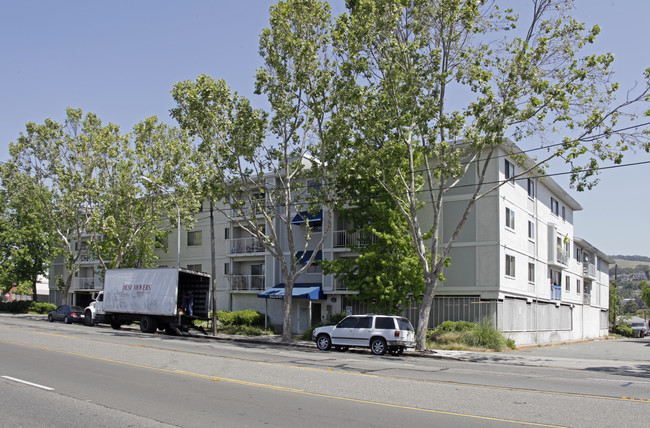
2, 326, 650, 405
0, 337, 564, 427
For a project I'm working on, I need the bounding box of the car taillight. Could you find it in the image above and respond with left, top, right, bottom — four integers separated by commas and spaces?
394, 331, 400, 337
71, 313, 77, 316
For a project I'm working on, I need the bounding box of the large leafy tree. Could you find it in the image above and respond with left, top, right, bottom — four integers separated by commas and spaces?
0, 174, 58, 300
7, 108, 197, 303
172, 0, 340, 341
333, 0, 649, 349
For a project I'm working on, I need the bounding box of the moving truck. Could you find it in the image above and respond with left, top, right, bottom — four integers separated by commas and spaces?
84, 267, 210, 335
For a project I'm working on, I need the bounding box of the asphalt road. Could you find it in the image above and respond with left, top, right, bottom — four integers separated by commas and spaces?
1, 314, 648, 427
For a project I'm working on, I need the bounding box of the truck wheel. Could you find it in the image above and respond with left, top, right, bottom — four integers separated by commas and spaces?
140, 316, 158, 334
111, 321, 121, 330
84, 310, 94, 326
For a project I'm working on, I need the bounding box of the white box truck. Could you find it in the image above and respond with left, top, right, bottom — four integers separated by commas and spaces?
84, 267, 211, 335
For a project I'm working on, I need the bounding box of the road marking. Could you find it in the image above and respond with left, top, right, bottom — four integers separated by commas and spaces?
2, 329, 649, 404
0, 338, 563, 427
2, 375, 54, 391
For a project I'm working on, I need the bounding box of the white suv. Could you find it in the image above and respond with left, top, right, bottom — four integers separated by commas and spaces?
312, 314, 416, 355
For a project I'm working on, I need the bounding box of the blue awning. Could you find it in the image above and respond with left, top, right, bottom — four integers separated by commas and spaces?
290, 210, 322, 224
257, 283, 324, 300
295, 250, 322, 264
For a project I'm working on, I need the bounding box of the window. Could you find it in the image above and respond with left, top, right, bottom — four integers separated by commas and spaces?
565, 275, 570, 292
505, 207, 515, 230
551, 269, 562, 287
576, 279, 581, 294
551, 197, 559, 216
505, 160, 515, 183
527, 178, 535, 198
375, 317, 396, 329
528, 262, 535, 283
505, 255, 515, 277
561, 206, 566, 221
187, 230, 202, 246
528, 221, 535, 240
251, 264, 264, 276
224, 263, 230, 275
187, 264, 202, 272
224, 228, 229, 240
576, 247, 582, 262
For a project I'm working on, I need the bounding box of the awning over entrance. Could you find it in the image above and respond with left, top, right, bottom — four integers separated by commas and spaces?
290, 210, 322, 224
295, 250, 322, 264
257, 283, 324, 300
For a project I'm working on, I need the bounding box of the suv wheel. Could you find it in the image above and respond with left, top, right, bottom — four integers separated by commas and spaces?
389, 347, 404, 356
316, 334, 332, 351
370, 337, 387, 355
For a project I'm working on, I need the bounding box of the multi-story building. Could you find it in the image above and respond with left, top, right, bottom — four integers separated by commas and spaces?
49, 140, 612, 345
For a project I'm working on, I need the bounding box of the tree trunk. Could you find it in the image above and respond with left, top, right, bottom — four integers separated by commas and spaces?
282, 279, 294, 342
416, 275, 438, 350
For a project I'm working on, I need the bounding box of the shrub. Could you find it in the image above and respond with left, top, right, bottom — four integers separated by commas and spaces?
29, 302, 57, 314
614, 324, 633, 337
216, 310, 265, 327
0, 301, 32, 313
428, 321, 476, 342
461, 320, 506, 350
505, 338, 517, 350
219, 324, 273, 336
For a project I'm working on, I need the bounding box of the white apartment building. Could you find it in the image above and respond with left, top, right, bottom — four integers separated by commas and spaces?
49, 141, 612, 345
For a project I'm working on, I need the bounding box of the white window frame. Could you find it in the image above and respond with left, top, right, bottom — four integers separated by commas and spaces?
187, 230, 203, 247
505, 255, 516, 278
505, 160, 515, 184
505, 207, 515, 230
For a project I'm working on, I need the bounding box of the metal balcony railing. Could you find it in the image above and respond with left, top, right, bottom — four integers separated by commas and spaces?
73, 277, 98, 290
583, 263, 596, 278
229, 237, 265, 254
333, 230, 378, 248
551, 284, 562, 301
230, 274, 265, 291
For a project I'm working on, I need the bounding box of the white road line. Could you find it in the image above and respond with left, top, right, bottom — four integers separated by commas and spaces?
2, 376, 55, 391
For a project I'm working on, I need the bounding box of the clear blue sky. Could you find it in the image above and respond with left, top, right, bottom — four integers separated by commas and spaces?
1, 0, 648, 257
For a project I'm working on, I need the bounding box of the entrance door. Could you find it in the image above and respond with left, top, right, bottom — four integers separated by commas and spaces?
311, 303, 321, 326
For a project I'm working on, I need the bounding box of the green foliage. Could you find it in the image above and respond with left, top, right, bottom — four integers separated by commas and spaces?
218, 324, 274, 336
461, 320, 507, 351
427, 319, 512, 351
609, 282, 621, 325
0, 301, 57, 314
29, 302, 57, 314
613, 324, 633, 337
216, 310, 265, 327
640, 281, 650, 310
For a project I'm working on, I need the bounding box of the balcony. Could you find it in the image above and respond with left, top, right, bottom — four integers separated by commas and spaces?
230, 274, 265, 291
333, 230, 378, 248
229, 237, 265, 255
583, 293, 592, 306
583, 263, 596, 279
551, 284, 561, 301
73, 276, 98, 290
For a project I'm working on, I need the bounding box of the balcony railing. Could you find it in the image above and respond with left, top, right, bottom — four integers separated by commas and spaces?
73, 277, 98, 290
551, 284, 562, 301
229, 237, 265, 254
556, 249, 568, 265
333, 230, 378, 248
230, 274, 265, 291
333, 278, 349, 291
583, 293, 592, 305
583, 263, 596, 278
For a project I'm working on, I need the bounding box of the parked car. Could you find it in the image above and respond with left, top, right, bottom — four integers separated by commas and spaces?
313, 314, 415, 356
630, 322, 648, 338
48, 305, 85, 324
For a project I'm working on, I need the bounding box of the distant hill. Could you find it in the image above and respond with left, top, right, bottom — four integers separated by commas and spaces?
611, 256, 650, 271
611, 255, 650, 263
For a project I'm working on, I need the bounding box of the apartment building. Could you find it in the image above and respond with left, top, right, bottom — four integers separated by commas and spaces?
49, 141, 612, 345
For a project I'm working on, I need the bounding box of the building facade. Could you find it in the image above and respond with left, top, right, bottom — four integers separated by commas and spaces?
49, 142, 612, 345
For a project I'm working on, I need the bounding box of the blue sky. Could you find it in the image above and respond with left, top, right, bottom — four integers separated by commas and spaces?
1, 0, 649, 257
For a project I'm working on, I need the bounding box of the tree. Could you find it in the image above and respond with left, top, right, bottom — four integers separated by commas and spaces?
171, 0, 340, 341
334, 0, 650, 349
609, 282, 620, 326
623, 299, 639, 315
321, 167, 424, 314
7, 108, 197, 303
641, 281, 650, 311
0, 169, 58, 300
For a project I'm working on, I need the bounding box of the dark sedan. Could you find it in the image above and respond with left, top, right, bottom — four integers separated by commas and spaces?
48, 305, 85, 324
